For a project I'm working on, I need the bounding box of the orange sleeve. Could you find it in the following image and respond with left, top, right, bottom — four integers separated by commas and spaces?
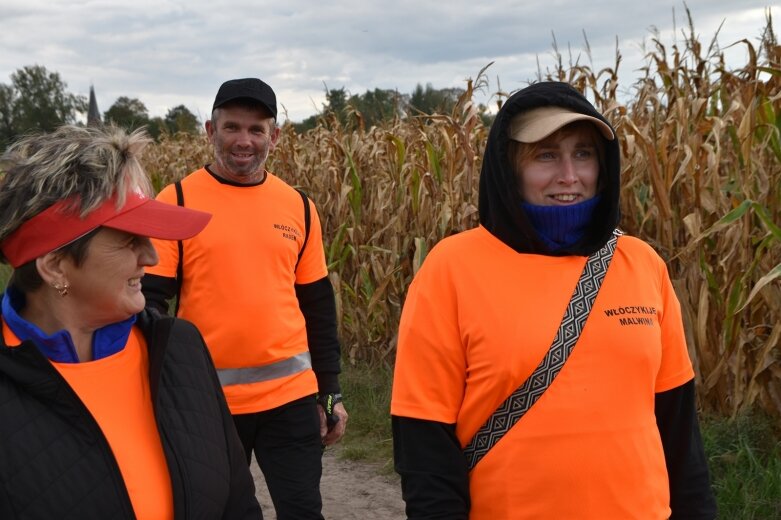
391, 244, 467, 424
654, 260, 695, 392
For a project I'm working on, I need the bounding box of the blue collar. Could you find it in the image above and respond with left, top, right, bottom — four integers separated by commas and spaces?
522, 195, 601, 252
1, 286, 135, 363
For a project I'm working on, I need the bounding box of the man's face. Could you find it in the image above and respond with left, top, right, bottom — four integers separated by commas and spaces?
206, 104, 280, 184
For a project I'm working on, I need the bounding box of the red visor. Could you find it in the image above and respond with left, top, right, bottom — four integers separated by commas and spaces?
0, 190, 211, 268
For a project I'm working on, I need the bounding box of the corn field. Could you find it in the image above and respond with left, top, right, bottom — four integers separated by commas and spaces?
142, 13, 781, 420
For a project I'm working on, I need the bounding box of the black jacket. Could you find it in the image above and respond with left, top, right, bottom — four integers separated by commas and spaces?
393, 81, 716, 519
0, 309, 261, 519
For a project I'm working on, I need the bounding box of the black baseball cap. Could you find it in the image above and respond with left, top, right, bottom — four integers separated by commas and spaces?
212, 78, 277, 119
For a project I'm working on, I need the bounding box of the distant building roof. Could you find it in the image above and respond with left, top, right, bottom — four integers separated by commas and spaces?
87, 86, 101, 126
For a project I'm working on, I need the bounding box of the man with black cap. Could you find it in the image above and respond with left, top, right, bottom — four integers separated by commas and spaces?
143, 78, 348, 519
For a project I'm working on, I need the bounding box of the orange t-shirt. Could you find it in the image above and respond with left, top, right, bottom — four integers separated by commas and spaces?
2, 322, 174, 520
147, 168, 324, 413
391, 226, 694, 519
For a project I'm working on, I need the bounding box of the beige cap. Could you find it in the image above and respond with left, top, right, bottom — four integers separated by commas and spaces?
509, 106, 615, 143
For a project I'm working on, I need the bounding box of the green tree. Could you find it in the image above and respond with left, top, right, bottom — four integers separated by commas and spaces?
0, 84, 15, 149
326, 87, 349, 119
164, 105, 200, 135
294, 114, 318, 133
104, 96, 150, 131
409, 83, 464, 115
8, 65, 86, 136
290, 83, 479, 132
347, 88, 401, 128
146, 117, 165, 140
293, 87, 349, 133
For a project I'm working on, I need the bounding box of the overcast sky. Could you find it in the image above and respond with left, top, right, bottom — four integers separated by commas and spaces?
0, 1, 776, 124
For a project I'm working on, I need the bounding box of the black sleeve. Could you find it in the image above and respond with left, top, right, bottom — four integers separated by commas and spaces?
392, 416, 470, 520
295, 276, 341, 394
141, 274, 178, 316
655, 379, 717, 520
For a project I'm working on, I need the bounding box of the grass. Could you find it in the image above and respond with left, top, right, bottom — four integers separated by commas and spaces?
338, 364, 395, 474
702, 410, 781, 519
340, 365, 781, 517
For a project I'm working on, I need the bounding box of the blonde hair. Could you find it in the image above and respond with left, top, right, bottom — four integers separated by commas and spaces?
0, 124, 153, 245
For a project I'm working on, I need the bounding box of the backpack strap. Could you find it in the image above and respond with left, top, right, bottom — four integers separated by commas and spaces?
144, 312, 175, 399
294, 188, 311, 272
463, 229, 624, 470
173, 180, 184, 316
173, 183, 310, 310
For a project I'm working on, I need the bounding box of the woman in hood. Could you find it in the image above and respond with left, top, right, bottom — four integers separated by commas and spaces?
391, 82, 716, 519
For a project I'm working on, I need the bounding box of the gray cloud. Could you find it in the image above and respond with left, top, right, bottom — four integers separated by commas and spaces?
0, 1, 774, 123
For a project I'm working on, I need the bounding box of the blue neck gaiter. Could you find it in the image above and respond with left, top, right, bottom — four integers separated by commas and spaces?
522, 195, 601, 252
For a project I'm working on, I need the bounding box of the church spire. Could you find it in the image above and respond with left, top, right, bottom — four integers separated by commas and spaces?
87, 85, 101, 126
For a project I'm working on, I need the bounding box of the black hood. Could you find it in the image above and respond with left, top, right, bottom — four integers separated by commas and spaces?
478, 81, 620, 256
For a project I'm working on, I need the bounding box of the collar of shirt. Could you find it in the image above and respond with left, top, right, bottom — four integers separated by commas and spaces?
1, 286, 135, 363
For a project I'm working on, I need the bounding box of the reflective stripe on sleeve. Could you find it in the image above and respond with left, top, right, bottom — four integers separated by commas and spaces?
217, 351, 312, 386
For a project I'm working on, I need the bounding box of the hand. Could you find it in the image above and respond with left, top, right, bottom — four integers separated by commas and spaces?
318, 401, 348, 447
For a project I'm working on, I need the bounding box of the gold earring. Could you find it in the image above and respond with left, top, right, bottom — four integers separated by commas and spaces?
52, 281, 69, 297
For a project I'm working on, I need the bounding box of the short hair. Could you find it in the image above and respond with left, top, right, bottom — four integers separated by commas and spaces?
0, 124, 154, 294
0, 124, 154, 261
9, 228, 99, 293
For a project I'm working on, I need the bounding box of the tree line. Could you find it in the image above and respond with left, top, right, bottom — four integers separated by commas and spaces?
1, 64, 493, 150
291, 83, 493, 133
0, 65, 200, 150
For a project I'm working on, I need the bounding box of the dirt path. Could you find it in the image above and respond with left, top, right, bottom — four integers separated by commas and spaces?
251, 446, 406, 519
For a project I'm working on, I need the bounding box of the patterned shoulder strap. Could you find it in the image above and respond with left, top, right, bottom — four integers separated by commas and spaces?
463, 229, 623, 470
